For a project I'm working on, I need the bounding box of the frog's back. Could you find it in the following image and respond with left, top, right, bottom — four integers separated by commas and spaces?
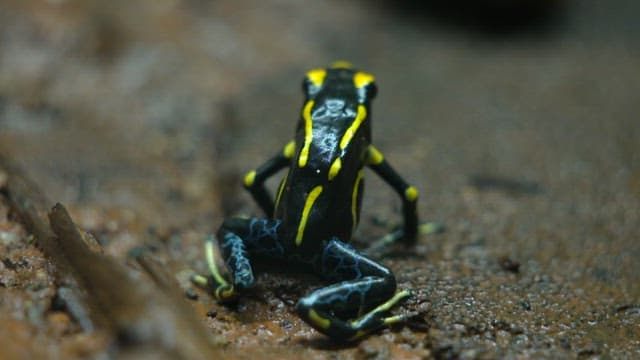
274, 64, 378, 255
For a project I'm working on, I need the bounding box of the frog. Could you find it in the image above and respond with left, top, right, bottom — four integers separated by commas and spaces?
192, 61, 438, 341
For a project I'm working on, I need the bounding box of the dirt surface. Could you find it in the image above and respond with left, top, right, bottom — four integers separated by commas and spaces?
1, 0, 639, 359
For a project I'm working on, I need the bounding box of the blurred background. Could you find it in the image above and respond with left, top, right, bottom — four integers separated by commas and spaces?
0, 0, 638, 358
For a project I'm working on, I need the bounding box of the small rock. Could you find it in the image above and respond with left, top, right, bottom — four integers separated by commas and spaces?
499, 256, 521, 273
184, 287, 198, 300
519, 300, 532, 311
279, 319, 293, 330
0, 230, 20, 246
47, 311, 73, 336
358, 337, 390, 360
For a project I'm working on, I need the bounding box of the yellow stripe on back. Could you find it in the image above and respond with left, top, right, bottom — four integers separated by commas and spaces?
339, 105, 367, 150
295, 185, 323, 246
351, 169, 364, 233
274, 171, 288, 210
298, 101, 314, 167
328, 158, 342, 180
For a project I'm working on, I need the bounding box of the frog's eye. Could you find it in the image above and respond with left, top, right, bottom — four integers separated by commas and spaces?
363, 81, 377, 100
302, 69, 327, 97
353, 72, 377, 102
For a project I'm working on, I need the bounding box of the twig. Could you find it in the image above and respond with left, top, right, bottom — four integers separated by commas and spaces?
0, 155, 223, 359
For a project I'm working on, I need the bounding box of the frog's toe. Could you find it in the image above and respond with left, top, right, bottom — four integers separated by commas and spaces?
419, 222, 445, 235
214, 283, 236, 301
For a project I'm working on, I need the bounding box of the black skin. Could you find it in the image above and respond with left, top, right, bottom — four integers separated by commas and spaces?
196, 64, 425, 341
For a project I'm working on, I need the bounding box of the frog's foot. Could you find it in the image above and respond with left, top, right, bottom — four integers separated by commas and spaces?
297, 288, 414, 341
347, 289, 414, 340
418, 222, 446, 236
190, 273, 236, 301
190, 232, 253, 302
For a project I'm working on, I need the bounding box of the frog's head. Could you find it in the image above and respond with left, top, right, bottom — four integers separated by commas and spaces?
302, 63, 377, 105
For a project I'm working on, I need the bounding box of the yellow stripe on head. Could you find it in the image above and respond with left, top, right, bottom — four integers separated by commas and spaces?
339, 105, 367, 150
305, 69, 327, 87
298, 101, 314, 167
353, 72, 375, 88
329, 60, 354, 69
295, 185, 323, 246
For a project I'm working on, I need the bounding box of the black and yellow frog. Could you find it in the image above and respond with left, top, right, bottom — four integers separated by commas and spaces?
193, 62, 438, 341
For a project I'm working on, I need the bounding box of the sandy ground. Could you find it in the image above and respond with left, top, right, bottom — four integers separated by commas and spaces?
0, 0, 638, 358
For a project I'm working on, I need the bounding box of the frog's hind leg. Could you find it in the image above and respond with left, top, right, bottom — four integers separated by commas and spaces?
296, 239, 412, 341
192, 217, 283, 301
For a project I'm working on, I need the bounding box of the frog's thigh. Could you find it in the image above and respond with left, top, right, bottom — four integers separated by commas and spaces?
295, 238, 405, 339
315, 238, 398, 312
321, 239, 395, 283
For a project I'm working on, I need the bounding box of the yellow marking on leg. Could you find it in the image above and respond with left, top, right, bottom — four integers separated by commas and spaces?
205, 236, 231, 291
367, 145, 384, 165
353, 72, 375, 88
244, 170, 257, 187
351, 169, 364, 233
349, 290, 411, 340
274, 172, 288, 210
346, 290, 411, 341
328, 158, 342, 180
295, 186, 323, 246
298, 101, 314, 168
344, 290, 412, 341
329, 60, 354, 69
348, 330, 368, 341
371, 289, 412, 314
339, 105, 367, 150
308, 309, 331, 330
383, 314, 409, 326
215, 286, 235, 300
283, 140, 296, 158
305, 69, 326, 87
405, 186, 419, 202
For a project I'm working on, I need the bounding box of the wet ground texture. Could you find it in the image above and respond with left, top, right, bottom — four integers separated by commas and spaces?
0, 0, 639, 359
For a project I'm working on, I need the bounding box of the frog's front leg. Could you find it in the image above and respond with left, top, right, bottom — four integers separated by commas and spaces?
193, 217, 284, 301
243, 140, 295, 216
296, 239, 412, 341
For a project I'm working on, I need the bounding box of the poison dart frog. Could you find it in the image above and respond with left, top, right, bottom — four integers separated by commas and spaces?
192, 61, 438, 341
